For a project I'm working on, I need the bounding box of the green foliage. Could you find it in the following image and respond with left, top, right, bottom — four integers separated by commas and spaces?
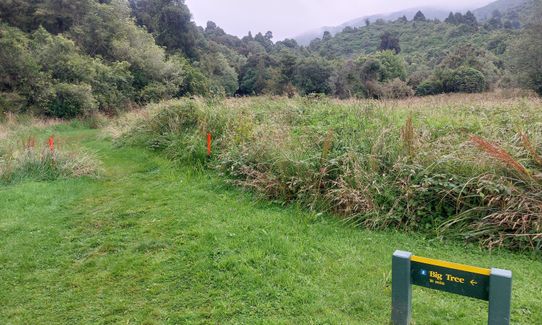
129, 0, 201, 58
445, 67, 487, 93
3, 125, 542, 324
413, 11, 426, 22
417, 67, 487, 95
331, 51, 407, 98
379, 31, 401, 53
511, 2, 542, 96
0, 0, 538, 106
117, 95, 542, 252
48, 83, 97, 118
416, 79, 443, 96
294, 56, 332, 94
199, 52, 239, 96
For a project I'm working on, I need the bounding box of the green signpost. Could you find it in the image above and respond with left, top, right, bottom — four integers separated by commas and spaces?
391, 250, 512, 325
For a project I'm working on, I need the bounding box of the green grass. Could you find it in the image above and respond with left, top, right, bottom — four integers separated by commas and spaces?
1, 126, 542, 324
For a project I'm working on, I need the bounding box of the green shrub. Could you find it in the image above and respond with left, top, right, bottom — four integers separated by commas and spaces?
0, 92, 25, 114
381, 79, 414, 99
445, 67, 487, 93
48, 83, 97, 118
139, 82, 177, 104
416, 79, 443, 96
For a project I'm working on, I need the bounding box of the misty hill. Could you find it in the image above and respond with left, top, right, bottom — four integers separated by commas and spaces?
295, 0, 534, 46
307, 17, 517, 61
295, 7, 455, 45
473, 0, 529, 21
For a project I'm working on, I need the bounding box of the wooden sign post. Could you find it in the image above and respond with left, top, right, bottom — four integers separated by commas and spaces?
391, 250, 512, 325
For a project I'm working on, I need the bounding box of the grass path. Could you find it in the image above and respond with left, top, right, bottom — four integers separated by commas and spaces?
1, 127, 541, 324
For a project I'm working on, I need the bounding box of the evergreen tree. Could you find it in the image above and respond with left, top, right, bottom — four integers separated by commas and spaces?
413, 11, 426, 22
445, 12, 456, 24
463, 11, 478, 29
379, 32, 401, 54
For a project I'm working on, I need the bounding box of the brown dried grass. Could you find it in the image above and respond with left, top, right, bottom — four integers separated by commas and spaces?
470, 135, 531, 178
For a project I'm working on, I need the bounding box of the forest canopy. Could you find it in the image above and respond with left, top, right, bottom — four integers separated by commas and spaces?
0, 0, 540, 117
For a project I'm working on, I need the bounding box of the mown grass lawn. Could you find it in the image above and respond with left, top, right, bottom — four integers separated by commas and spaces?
1, 126, 541, 324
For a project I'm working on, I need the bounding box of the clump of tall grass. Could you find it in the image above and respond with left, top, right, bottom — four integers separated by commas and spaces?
0, 146, 101, 184
115, 93, 542, 252
0, 116, 101, 184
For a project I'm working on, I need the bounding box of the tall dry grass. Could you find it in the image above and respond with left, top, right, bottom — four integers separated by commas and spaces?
113, 92, 542, 252
0, 114, 101, 184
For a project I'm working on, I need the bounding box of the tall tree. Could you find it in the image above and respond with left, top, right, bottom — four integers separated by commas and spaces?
445, 12, 456, 24
512, 3, 542, 95
129, 0, 201, 58
379, 32, 401, 54
463, 11, 478, 29
413, 11, 426, 22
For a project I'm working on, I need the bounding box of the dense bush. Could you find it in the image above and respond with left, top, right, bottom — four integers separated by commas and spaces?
416, 79, 443, 96
115, 95, 542, 252
381, 78, 414, 99
417, 67, 487, 96
511, 2, 542, 96
445, 67, 487, 93
0, 0, 535, 107
0, 1, 213, 117
48, 83, 97, 118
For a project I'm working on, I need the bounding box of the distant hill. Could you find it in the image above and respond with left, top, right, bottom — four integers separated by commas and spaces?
295, 7, 455, 46
473, 0, 529, 21
294, 0, 536, 46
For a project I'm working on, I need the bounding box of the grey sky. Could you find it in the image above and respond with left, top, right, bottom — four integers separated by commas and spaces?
186, 0, 494, 40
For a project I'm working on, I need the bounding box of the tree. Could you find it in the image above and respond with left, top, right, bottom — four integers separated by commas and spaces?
454, 12, 464, 24
413, 11, 426, 22
463, 11, 478, 29
379, 32, 401, 54
445, 12, 456, 24
294, 56, 332, 95
486, 10, 503, 30
512, 3, 542, 96
129, 0, 201, 59
238, 53, 271, 95
254, 32, 273, 52
445, 67, 487, 93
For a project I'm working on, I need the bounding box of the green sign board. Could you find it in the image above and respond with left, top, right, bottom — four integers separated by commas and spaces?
410, 255, 490, 300
391, 250, 512, 325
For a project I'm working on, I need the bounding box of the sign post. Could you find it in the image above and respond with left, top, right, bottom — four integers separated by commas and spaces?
391, 250, 512, 325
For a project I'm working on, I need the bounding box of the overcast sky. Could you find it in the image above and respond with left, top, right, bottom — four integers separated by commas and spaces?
186, 0, 494, 40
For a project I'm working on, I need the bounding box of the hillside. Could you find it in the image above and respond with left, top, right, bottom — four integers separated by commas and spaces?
307, 19, 516, 60
295, 0, 535, 46
295, 7, 454, 46
474, 0, 529, 20
1, 0, 541, 118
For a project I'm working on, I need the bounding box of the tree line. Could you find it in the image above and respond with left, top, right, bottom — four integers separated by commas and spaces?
0, 0, 540, 117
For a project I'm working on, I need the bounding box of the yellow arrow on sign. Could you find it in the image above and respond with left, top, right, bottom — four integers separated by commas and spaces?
470, 280, 478, 286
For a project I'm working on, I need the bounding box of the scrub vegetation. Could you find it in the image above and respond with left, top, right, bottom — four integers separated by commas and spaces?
1, 0, 542, 323
1, 123, 541, 324
1, 0, 541, 118
113, 92, 542, 252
